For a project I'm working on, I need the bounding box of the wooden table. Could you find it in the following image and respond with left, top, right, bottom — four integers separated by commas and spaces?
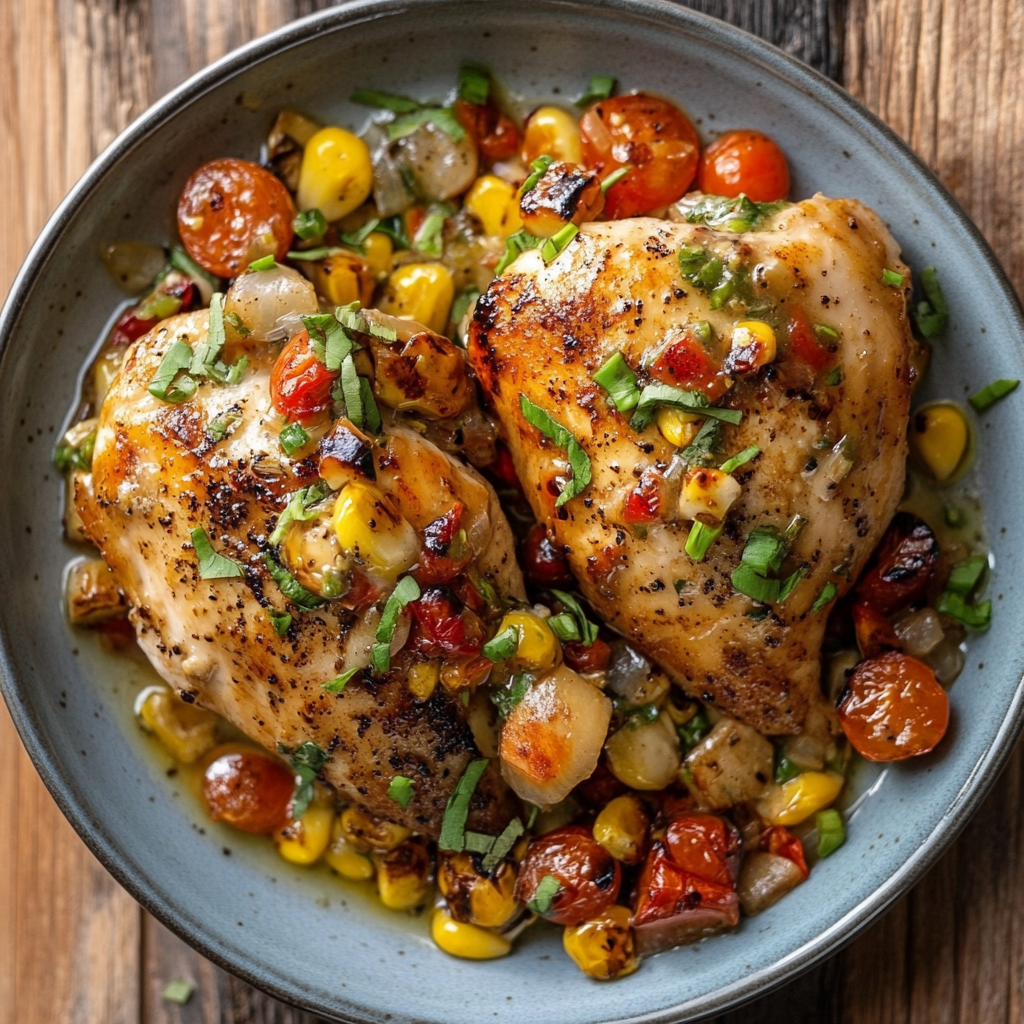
2, 1, 1022, 1021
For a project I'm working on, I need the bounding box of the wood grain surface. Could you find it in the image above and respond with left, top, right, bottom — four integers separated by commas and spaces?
1, 1, 1022, 1022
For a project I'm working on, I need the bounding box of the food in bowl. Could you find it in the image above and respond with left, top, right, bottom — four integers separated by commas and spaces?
55, 63, 1008, 979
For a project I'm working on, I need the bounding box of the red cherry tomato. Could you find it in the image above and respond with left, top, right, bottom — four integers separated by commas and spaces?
856, 513, 940, 615
762, 826, 809, 877
415, 504, 473, 585
489, 442, 522, 492
562, 637, 611, 674
579, 94, 700, 219
785, 310, 832, 374
270, 330, 337, 423
202, 750, 295, 834
838, 651, 950, 761
649, 329, 730, 400
851, 601, 903, 660
515, 824, 621, 926
697, 129, 790, 203
623, 467, 665, 524
664, 813, 741, 888
177, 158, 297, 278
521, 523, 574, 587
454, 99, 521, 164
408, 586, 484, 658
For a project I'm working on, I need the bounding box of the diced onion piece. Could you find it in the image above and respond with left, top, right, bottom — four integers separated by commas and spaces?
225, 265, 318, 342
499, 665, 612, 806
925, 634, 966, 685
893, 607, 945, 658
737, 851, 805, 915
65, 556, 127, 625
101, 241, 167, 294
605, 712, 681, 791
684, 718, 774, 809
804, 436, 854, 501
396, 122, 479, 201
366, 125, 413, 217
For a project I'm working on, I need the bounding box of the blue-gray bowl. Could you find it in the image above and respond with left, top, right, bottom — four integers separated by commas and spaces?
2, 2, 1023, 1021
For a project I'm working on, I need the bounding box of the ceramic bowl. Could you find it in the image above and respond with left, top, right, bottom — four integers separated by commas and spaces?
2, 2, 1023, 1021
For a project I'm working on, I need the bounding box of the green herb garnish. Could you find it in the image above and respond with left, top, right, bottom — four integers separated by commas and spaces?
190, 526, 243, 579
937, 591, 992, 630
969, 378, 1019, 412
170, 246, 220, 292
739, 526, 786, 576
438, 758, 490, 851
812, 581, 838, 613
53, 429, 97, 472
482, 625, 519, 662
148, 339, 197, 403
685, 521, 722, 562
527, 874, 563, 915
490, 673, 531, 721
350, 88, 422, 113
268, 609, 292, 636
279, 421, 310, 456
519, 396, 592, 506
576, 74, 615, 107
371, 575, 421, 674
629, 383, 742, 432
679, 419, 721, 467
913, 265, 949, 338
264, 551, 324, 610
289, 741, 328, 818
678, 707, 710, 750
600, 166, 631, 193
774, 754, 802, 784
592, 351, 640, 413
551, 589, 599, 646
480, 817, 525, 872
947, 554, 987, 595
547, 613, 580, 642
522, 155, 555, 194
293, 208, 327, 240
881, 268, 904, 287
457, 62, 491, 106
248, 255, 277, 272
816, 808, 846, 858
719, 445, 760, 474
207, 407, 242, 442
387, 775, 415, 809
679, 193, 788, 232
495, 229, 543, 275
269, 481, 331, 547
541, 222, 579, 263
322, 666, 361, 693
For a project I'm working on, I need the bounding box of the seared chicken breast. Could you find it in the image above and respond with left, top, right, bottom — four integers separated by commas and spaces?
469, 195, 914, 734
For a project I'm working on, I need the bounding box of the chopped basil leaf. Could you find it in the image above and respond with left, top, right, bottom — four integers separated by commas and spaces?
679, 193, 788, 233
881, 268, 904, 287
811, 581, 838, 613
480, 817, 525, 872
719, 445, 760, 474
969, 378, 1019, 412
293, 208, 327, 240
438, 757, 490, 851
630, 383, 742, 432
521, 155, 554, 195
825, 366, 845, 386
730, 563, 782, 604
519, 396, 592, 506
301, 311, 354, 372
286, 246, 344, 261
359, 376, 383, 433
740, 526, 787, 576
264, 551, 324, 610
339, 218, 381, 251
190, 526, 243, 579
490, 673, 531, 721
495, 229, 543, 275
813, 323, 839, 342
946, 554, 987, 596
685, 521, 722, 562
148, 339, 195, 402
268, 609, 292, 636
339, 354, 365, 426
223, 311, 250, 337
680, 419, 721, 468
322, 666, 361, 693
937, 591, 992, 630
600, 165, 631, 194
387, 775, 415, 809
913, 265, 949, 338
673, 579, 688, 595
269, 481, 331, 547
351, 88, 423, 113
774, 754, 802, 784
289, 741, 328, 818
541, 222, 578, 263
188, 293, 227, 378
414, 206, 449, 257
388, 106, 465, 143
576, 74, 616, 107
482, 625, 519, 662
457, 62, 491, 106
678, 707, 710, 749
816, 809, 846, 858
170, 247, 220, 293
527, 874, 562, 915
592, 351, 640, 413
54, 429, 97, 472
371, 575, 421, 674
248, 255, 277, 272
161, 979, 195, 1006
546, 612, 580, 642
279, 421, 310, 456
777, 566, 807, 602
551, 589, 599, 646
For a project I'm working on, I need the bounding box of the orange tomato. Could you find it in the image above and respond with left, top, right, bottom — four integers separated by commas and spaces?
851, 601, 903, 660
202, 750, 295, 834
177, 158, 297, 278
270, 329, 337, 423
454, 99, 521, 164
838, 651, 950, 761
856, 513, 940, 616
664, 813, 741, 887
579, 94, 700, 218
697, 129, 790, 203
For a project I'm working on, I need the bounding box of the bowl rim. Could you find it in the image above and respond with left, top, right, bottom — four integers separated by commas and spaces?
2, 0, 1023, 1020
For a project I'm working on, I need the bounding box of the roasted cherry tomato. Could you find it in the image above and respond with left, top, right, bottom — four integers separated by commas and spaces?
270, 329, 337, 423
623, 467, 665, 524
785, 310, 833, 375
762, 826, 809, 877
521, 522, 574, 587
454, 99, 521, 164
515, 824, 621, 926
202, 750, 295, 834
851, 601, 903, 660
562, 637, 612, 674
664, 813, 741, 888
408, 586, 484, 658
649, 329, 730, 400
856, 513, 940, 615
580, 94, 700, 219
838, 651, 949, 761
697, 129, 790, 203
416, 504, 473, 585
177, 158, 297, 278
489, 442, 522, 492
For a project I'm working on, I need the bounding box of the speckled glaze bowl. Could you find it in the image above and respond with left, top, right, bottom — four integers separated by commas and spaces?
2, 2, 1023, 1021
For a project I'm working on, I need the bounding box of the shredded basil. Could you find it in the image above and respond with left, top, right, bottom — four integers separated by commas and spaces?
54, 429, 96, 472
438, 757, 490, 851
679, 193, 788, 232
946, 554, 986, 595
264, 551, 324, 610
322, 666, 361, 693
527, 874, 562, 915
541, 223, 579, 263
685, 521, 722, 562
937, 590, 991, 630
519, 396, 592, 506
371, 575, 421, 674
551, 589, 599, 646
350, 88, 422, 113
148, 339, 196, 403
576, 74, 616, 107
190, 526, 243, 579
286, 246, 344, 261
457, 62, 491, 106
269, 481, 331, 547
679, 707, 710, 749
740, 526, 787, 576
811, 581, 838, 613
630, 383, 742, 432
816, 809, 846, 858
680, 419, 721, 467
482, 626, 519, 662
414, 205, 450, 257
592, 351, 640, 413
387, 106, 465, 143
387, 775, 415, 809
268, 609, 292, 636
495, 230, 543, 275
248, 255, 277, 272
293, 208, 327, 240
188, 293, 226, 377
719, 445, 760, 474
881, 268, 904, 287
913, 265, 949, 338
521, 155, 554, 195
288, 741, 328, 818
969, 378, 1019, 412
490, 673, 531, 721
207, 407, 242, 443
480, 818, 525, 872
774, 753, 802, 784
546, 613, 580, 642
600, 165, 631, 194
279, 421, 310, 457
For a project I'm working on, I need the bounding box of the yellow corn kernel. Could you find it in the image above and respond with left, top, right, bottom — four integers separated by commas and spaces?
379, 263, 454, 335
374, 839, 432, 910
497, 611, 560, 672
464, 175, 523, 238
730, 320, 777, 368
431, 907, 512, 960
276, 804, 334, 865
656, 407, 702, 448
331, 482, 419, 579
135, 686, 218, 764
563, 905, 639, 980
910, 402, 970, 482
301, 251, 374, 307
521, 106, 583, 165
407, 659, 440, 701
362, 232, 394, 279
593, 795, 649, 865
677, 467, 742, 523
763, 770, 844, 827
325, 816, 375, 880
438, 852, 520, 929
339, 805, 411, 853
439, 655, 493, 693
297, 126, 373, 222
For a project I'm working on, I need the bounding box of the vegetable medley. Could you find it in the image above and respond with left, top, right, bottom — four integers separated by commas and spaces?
58, 64, 1015, 980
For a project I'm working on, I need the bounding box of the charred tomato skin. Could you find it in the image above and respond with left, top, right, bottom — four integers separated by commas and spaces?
856, 512, 940, 615
270, 330, 337, 423
202, 750, 295, 834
